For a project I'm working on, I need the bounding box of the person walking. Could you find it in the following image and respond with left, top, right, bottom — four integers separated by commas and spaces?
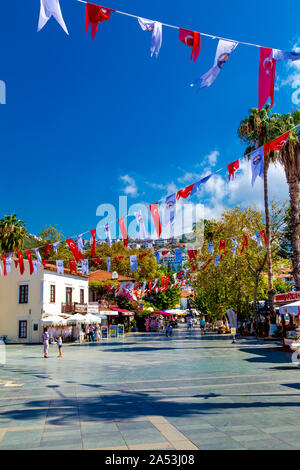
165, 323, 169, 337
169, 323, 173, 337
56, 334, 63, 358
43, 328, 50, 358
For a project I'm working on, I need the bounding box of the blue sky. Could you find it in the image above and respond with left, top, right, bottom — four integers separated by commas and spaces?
0, 0, 299, 240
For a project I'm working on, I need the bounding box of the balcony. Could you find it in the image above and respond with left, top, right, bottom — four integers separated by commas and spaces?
61, 303, 87, 314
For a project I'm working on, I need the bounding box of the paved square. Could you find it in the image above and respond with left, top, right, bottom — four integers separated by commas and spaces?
0, 327, 299, 449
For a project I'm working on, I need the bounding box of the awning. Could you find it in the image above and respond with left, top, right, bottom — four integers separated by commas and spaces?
111, 307, 135, 316
279, 301, 300, 316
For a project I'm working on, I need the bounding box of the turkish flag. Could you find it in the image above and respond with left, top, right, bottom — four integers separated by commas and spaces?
90, 229, 97, 258
1, 254, 7, 276
44, 244, 51, 259
243, 234, 249, 246
187, 249, 197, 260
93, 257, 100, 265
228, 160, 239, 182
161, 250, 170, 256
179, 28, 201, 62
114, 256, 124, 262
219, 240, 226, 251
26, 250, 34, 275
149, 203, 162, 239
176, 184, 195, 200
69, 259, 77, 274
138, 253, 147, 259
264, 131, 290, 155
66, 238, 84, 263
259, 47, 276, 110
85, 3, 114, 39
165, 276, 170, 288
260, 230, 267, 246
149, 280, 153, 291
17, 252, 25, 275
118, 218, 128, 247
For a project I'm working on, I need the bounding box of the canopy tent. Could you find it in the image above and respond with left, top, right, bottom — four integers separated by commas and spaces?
165, 309, 188, 316
41, 315, 67, 326
279, 301, 300, 316
152, 311, 174, 317
95, 311, 118, 318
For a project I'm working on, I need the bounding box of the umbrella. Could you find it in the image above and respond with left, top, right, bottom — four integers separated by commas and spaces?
41, 315, 67, 326
84, 313, 101, 324
67, 313, 89, 325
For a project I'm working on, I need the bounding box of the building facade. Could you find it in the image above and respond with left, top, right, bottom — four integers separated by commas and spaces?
0, 261, 88, 344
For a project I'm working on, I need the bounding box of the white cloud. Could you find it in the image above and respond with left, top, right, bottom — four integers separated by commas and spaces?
197, 159, 288, 219
120, 174, 138, 197
278, 41, 300, 104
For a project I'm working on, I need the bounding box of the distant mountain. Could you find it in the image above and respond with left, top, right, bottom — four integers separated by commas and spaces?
23, 233, 42, 250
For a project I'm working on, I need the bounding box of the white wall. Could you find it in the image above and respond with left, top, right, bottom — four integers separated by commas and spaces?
0, 261, 88, 343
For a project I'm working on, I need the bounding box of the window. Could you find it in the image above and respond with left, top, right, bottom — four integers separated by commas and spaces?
33, 324, 38, 331
80, 289, 84, 304
50, 285, 56, 303
19, 285, 29, 304
66, 287, 72, 305
18, 320, 27, 339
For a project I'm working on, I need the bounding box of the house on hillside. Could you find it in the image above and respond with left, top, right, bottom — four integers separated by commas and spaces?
88, 270, 135, 302
0, 261, 88, 344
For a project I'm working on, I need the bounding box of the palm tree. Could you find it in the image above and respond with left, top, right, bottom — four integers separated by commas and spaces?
0, 214, 26, 253
238, 106, 280, 317
269, 111, 300, 290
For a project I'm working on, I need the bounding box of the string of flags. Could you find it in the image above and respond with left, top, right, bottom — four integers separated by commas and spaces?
0, 224, 267, 282
0, 123, 296, 266
36, 1, 300, 109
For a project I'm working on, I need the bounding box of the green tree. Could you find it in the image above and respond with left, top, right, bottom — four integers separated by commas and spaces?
144, 286, 181, 310
0, 214, 26, 253
238, 105, 281, 315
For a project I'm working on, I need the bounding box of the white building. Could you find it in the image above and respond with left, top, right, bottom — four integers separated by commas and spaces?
0, 261, 88, 344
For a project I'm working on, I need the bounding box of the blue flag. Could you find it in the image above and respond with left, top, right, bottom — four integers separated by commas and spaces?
130, 255, 137, 272
164, 193, 176, 225
250, 146, 264, 186
190, 173, 214, 196
154, 252, 160, 263
106, 257, 111, 272
105, 224, 112, 247
208, 242, 214, 255
272, 49, 300, 62
215, 254, 221, 267
175, 248, 182, 265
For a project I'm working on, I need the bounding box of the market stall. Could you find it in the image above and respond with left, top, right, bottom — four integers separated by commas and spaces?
279, 301, 300, 350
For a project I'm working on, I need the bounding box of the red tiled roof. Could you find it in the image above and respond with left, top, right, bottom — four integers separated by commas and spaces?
88, 269, 135, 283
44, 263, 88, 278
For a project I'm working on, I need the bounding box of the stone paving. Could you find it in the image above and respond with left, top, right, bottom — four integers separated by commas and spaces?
0, 326, 300, 449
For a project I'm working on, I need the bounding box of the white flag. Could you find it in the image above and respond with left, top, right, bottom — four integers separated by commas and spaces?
56, 260, 64, 275
53, 241, 60, 253
38, 0, 69, 35
81, 259, 89, 275
35, 248, 43, 266
33, 260, 38, 275
138, 18, 162, 57
6, 254, 12, 275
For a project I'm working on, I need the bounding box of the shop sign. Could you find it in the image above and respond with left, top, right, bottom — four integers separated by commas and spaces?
275, 292, 300, 303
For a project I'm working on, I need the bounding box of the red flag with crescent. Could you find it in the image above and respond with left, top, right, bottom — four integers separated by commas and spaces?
179, 28, 201, 62
69, 259, 77, 274
228, 160, 239, 182
187, 249, 197, 261
93, 257, 100, 265
149, 203, 162, 238
264, 131, 290, 156
85, 3, 114, 39
118, 218, 129, 247
1, 254, 7, 276
219, 240, 226, 252
176, 184, 195, 200
26, 250, 34, 275
17, 251, 25, 275
66, 238, 84, 263
149, 280, 153, 291
259, 47, 276, 110
44, 244, 51, 259
260, 230, 267, 246
90, 229, 97, 258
